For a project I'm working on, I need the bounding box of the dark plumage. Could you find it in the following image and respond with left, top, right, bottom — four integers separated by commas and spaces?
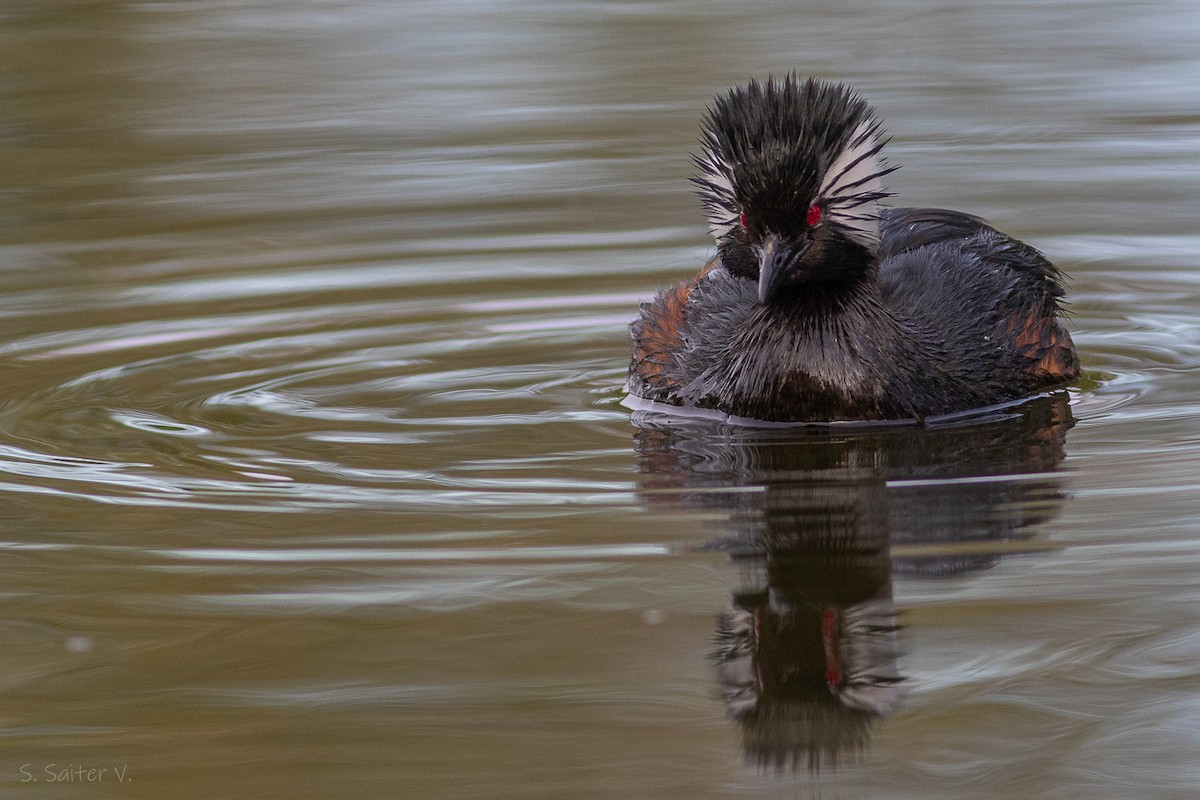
627, 76, 1080, 422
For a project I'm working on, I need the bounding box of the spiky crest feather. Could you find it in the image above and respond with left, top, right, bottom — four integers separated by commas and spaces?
693, 76, 897, 251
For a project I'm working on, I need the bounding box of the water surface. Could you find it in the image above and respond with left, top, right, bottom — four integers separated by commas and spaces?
2, 2, 1199, 798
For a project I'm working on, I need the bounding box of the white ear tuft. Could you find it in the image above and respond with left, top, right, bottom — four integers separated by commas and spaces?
695, 147, 740, 241
818, 120, 891, 251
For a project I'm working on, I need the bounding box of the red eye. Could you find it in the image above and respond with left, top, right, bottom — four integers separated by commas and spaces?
739, 211, 748, 228
807, 204, 822, 226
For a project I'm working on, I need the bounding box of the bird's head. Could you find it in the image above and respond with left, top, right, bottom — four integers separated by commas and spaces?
692, 76, 896, 303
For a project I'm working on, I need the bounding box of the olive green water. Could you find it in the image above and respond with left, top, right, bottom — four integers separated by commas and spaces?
3, 2, 1200, 798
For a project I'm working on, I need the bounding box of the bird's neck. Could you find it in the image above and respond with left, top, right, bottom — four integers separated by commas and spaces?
765, 259, 889, 331
694, 261, 918, 420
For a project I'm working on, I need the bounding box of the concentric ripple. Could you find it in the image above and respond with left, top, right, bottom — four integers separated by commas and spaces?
0, 236, 687, 513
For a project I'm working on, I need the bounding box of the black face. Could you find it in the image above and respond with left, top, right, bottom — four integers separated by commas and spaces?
693, 76, 893, 301
720, 207, 878, 302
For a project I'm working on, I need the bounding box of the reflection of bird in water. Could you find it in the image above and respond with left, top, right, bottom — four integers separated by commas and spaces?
631, 394, 1074, 772
627, 75, 1079, 422
634, 393, 1074, 574
715, 531, 903, 773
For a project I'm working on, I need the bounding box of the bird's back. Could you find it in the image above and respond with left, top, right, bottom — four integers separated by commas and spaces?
877, 207, 1079, 408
